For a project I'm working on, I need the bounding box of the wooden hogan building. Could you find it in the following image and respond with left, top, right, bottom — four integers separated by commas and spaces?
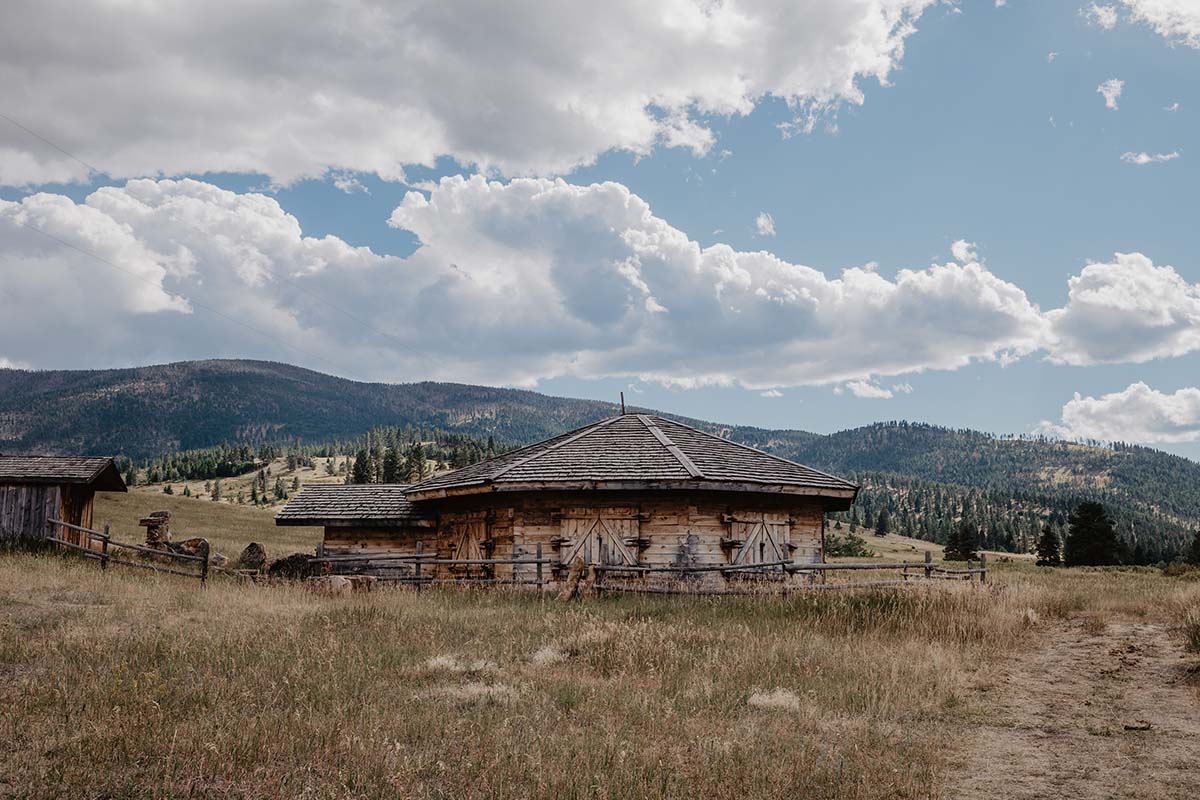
277, 414, 859, 587
0, 455, 127, 549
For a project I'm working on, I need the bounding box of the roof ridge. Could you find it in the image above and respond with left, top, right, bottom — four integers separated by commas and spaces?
487, 415, 623, 482
652, 415, 859, 489
636, 414, 704, 479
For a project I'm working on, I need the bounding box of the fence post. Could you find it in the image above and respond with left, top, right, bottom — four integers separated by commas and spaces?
511, 537, 520, 587
979, 552, 987, 584
924, 549, 932, 581
415, 541, 423, 591
101, 523, 110, 572
536, 543, 543, 590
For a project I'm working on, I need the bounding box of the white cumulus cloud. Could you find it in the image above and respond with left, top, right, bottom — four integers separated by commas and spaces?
1085, 4, 1120, 30
0, 176, 1054, 390
0, 0, 940, 186
1040, 382, 1200, 444
755, 212, 777, 237
951, 239, 979, 264
1120, 0, 1200, 47
5, 179, 1199, 391
1044, 252, 1200, 366
842, 381, 895, 399
1121, 150, 1180, 164
1098, 78, 1124, 110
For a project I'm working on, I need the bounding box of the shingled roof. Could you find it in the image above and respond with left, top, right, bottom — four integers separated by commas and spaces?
405, 414, 858, 502
275, 484, 433, 527
0, 455, 126, 492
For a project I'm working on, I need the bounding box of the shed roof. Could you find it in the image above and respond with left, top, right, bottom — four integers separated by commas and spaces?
406, 414, 857, 503
275, 484, 433, 527
0, 455, 127, 492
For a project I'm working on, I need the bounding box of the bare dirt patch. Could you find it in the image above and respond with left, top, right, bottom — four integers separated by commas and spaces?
947, 619, 1200, 799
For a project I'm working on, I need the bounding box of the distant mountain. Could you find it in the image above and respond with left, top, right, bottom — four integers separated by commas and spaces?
2, 359, 1196, 559
0, 360, 630, 457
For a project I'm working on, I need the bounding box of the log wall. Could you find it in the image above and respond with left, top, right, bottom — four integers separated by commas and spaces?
0, 484, 62, 548
321, 490, 827, 585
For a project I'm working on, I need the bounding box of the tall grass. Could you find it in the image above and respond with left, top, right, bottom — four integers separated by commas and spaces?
0, 554, 1195, 799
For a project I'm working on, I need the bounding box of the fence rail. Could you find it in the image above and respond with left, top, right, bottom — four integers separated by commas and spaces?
309, 543, 986, 592
46, 519, 209, 584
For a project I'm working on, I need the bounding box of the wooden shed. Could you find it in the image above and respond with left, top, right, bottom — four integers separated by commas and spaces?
275, 483, 435, 558
278, 414, 858, 586
0, 455, 127, 549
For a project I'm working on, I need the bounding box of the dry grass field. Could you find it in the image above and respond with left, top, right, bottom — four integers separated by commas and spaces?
3, 500, 1199, 799
1, 551, 1198, 799
94, 486, 321, 560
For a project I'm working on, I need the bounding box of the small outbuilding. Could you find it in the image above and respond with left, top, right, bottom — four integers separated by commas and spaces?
277, 413, 858, 587
0, 455, 127, 549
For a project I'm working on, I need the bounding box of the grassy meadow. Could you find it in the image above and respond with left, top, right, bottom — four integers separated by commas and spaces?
1, 544, 1198, 799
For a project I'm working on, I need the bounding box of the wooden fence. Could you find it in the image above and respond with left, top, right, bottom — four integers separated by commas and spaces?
310, 542, 555, 589
46, 519, 209, 584
310, 544, 987, 593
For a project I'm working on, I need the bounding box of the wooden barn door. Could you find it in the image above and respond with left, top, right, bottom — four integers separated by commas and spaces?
728, 513, 793, 568
559, 512, 640, 568
446, 514, 492, 579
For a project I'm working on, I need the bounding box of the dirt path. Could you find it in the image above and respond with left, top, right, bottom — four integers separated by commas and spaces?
947, 619, 1200, 799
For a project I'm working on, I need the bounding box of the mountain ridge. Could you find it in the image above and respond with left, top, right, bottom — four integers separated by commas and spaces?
2, 359, 1197, 558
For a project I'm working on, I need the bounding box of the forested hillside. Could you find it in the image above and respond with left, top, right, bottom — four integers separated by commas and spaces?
0, 360, 624, 457
3, 360, 1197, 560
777, 423, 1200, 562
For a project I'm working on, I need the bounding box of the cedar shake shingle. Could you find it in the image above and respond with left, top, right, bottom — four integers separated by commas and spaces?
406, 414, 857, 499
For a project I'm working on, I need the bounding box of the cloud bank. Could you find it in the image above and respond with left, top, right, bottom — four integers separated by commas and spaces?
0, 0, 938, 186
1, 177, 1196, 391
1041, 382, 1200, 444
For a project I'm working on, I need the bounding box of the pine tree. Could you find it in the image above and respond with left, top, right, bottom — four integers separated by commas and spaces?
211, 479, 222, 502
182, 484, 191, 498
382, 448, 401, 483
404, 441, 426, 482
351, 449, 373, 484
251, 483, 259, 504
875, 508, 891, 537
163, 484, 174, 495
957, 520, 979, 561
1064, 502, 1121, 566
1183, 530, 1200, 566
274, 476, 287, 500
1035, 523, 1062, 566
291, 476, 300, 492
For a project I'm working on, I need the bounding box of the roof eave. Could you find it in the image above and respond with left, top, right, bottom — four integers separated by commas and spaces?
275, 516, 435, 527
405, 480, 858, 501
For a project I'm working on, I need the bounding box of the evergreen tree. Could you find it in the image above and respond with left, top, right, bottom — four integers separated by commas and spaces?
351, 448, 373, 484
874, 508, 891, 537
958, 520, 979, 561
382, 448, 401, 483
404, 441, 426, 482
1183, 530, 1200, 566
1064, 501, 1120, 566
163, 484, 174, 495
291, 476, 301, 492
211, 479, 222, 502
182, 484, 191, 497
274, 476, 288, 500
1035, 523, 1062, 566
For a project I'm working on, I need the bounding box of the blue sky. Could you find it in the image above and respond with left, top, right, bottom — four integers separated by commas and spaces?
1, 1, 1199, 456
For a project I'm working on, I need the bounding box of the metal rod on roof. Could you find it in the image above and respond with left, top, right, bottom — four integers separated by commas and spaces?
620, 391, 625, 415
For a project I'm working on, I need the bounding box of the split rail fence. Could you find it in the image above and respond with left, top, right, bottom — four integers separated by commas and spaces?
46, 518, 209, 584
310, 545, 987, 593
